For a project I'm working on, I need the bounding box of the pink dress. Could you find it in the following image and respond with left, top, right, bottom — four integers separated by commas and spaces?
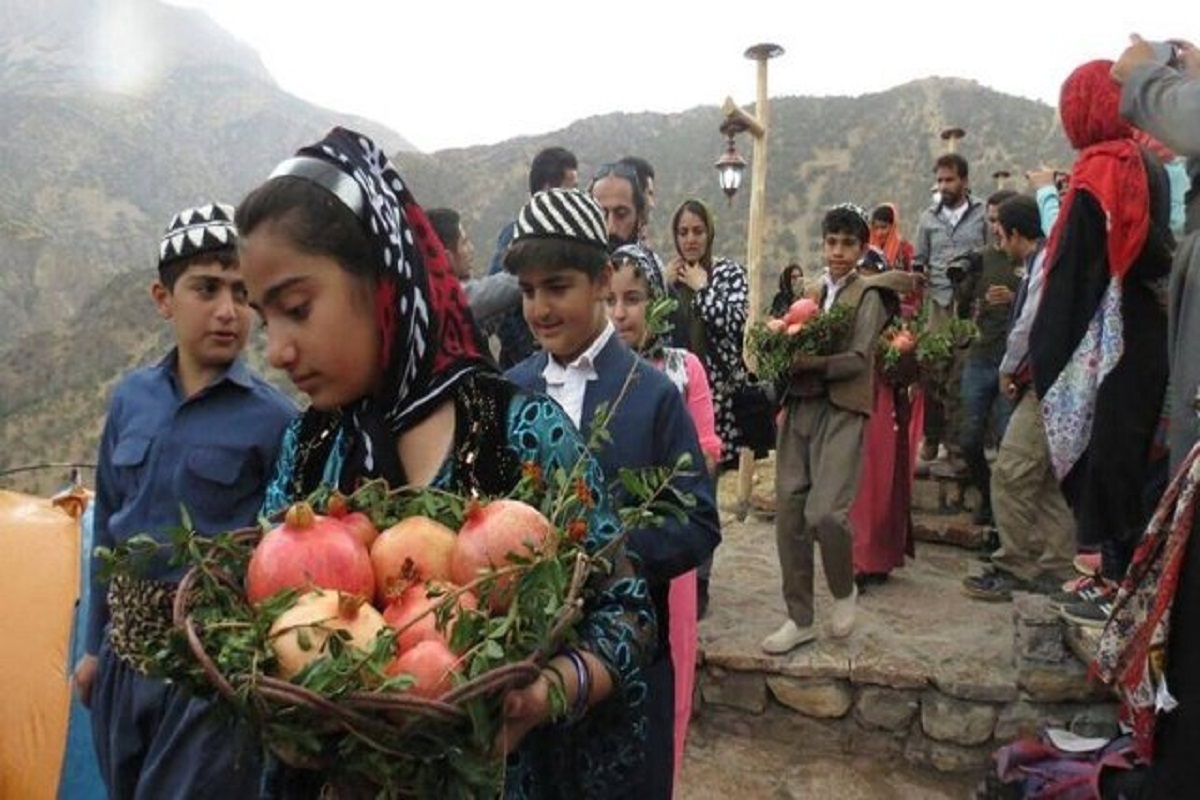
655, 347, 720, 785
851, 378, 925, 575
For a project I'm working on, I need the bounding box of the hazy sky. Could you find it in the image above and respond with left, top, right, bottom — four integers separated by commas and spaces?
169, 0, 1189, 153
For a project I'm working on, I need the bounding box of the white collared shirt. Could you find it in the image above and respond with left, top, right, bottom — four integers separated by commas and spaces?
542, 320, 616, 428
939, 199, 968, 229
820, 269, 853, 311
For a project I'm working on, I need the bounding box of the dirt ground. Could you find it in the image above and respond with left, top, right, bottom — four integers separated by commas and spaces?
679, 714, 980, 799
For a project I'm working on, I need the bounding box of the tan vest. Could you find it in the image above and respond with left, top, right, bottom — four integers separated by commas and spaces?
825, 277, 875, 415
793, 271, 906, 416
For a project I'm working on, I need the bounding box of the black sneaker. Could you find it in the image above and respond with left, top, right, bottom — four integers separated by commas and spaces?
962, 570, 1020, 602
1059, 596, 1114, 629
1048, 576, 1115, 611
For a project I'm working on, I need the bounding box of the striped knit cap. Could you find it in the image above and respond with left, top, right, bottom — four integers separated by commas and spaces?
513, 188, 608, 250
158, 203, 237, 270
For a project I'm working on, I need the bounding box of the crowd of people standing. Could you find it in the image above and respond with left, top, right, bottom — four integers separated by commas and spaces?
69, 29, 1200, 800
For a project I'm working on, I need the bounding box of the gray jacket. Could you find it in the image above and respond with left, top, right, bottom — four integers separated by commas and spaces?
914, 197, 988, 307
1120, 61, 1200, 231
1120, 60, 1200, 472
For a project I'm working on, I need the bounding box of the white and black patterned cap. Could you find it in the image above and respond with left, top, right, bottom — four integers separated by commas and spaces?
513, 188, 608, 250
157, 203, 237, 270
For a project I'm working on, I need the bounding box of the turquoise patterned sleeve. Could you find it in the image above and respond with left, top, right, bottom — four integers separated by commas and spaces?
505, 393, 657, 691
261, 417, 303, 519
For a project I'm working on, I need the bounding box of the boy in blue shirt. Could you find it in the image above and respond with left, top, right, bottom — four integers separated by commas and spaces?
73, 203, 296, 798
504, 188, 720, 799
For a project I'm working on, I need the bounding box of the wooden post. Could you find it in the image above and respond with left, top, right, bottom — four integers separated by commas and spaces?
733, 43, 783, 520
940, 126, 965, 154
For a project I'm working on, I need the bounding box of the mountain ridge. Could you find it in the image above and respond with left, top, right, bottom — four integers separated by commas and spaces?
0, 0, 1076, 493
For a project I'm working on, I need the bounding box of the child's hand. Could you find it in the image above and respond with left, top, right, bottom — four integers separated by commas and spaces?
493, 672, 553, 756
73, 654, 99, 708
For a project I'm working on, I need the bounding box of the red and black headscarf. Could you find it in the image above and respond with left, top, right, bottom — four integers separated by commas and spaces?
291, 128, 490, 445
1045, 60, 1150, 282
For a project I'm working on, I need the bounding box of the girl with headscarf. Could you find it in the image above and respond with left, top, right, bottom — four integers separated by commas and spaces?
606, 243, 721, 784
770, 263, 805, 317
666, 198, 752, 469
236, 127, 655, 799
1030, 60, 1175, 590
869, 203, 920, 316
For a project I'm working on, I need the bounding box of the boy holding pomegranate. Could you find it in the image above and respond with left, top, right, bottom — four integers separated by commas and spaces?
73, 203, 297, 797
505, 188, 721, 800
763, 204, 913, 654
238, 131, 656, 798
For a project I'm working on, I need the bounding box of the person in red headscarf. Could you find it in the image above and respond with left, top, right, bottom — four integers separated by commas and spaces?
851, 203, 925, 587
1029, 60, 1175, 621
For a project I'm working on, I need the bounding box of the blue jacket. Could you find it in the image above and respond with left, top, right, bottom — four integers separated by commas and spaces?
86, 352, 296, 653
506, 336, 721, 589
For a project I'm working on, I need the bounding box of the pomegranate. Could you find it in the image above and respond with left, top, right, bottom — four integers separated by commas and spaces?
268, 589, 387, 680
246, 502, 375, 605
450, 498, 555, 612
340, 512, 380, 550
385, 639, 461, 699
382, 581, 479, 653
326, 491, 380, 550
890, 331, 916, 353
370, 515, 458, 604
785, 298, 820, 326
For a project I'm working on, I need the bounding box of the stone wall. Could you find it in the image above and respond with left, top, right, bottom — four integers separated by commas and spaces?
697, 594, 1118, 773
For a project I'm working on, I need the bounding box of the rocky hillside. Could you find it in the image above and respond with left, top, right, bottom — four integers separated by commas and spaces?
0, 0, 1077, 494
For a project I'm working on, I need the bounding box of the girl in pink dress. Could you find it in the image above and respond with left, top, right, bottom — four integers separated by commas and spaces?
607, 244, 722, 789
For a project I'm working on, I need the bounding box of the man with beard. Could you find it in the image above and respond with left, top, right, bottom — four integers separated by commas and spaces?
590, 160, 650, 250
914, 153, 988, 462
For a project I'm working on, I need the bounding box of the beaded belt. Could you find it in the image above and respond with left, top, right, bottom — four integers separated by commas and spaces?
107, 573, 177, 675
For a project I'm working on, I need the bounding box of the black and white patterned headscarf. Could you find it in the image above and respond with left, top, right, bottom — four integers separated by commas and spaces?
284, 128, 490, 471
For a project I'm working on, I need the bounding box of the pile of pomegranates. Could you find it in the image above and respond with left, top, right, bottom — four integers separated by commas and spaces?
765, 297, 821, 336
246, 497, 557, 698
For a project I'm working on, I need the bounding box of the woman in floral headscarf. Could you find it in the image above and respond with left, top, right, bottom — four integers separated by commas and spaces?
1030, 60, 1174, 591
666, 198, 752, 469
237, 127, 655, 799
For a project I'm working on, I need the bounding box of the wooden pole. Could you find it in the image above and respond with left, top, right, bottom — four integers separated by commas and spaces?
735, 43, 781, 519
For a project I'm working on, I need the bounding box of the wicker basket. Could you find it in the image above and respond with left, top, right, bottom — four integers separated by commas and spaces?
169, 527, 590, 779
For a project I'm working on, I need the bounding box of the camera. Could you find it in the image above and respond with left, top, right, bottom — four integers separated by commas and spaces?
947, 249, 984, 282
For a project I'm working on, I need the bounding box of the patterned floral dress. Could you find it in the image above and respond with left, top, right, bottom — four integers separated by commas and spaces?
262, 373, 656, 800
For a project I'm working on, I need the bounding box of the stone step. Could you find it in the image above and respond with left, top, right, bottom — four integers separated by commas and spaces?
698, 508, 1117, 775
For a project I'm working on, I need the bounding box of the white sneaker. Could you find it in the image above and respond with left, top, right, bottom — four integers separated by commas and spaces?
830, 585, 857, 639
761, 619, 816, 654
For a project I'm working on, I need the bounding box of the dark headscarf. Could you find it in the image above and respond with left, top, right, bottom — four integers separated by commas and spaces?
288, 128, 490, 471
1046, 60, 1150, 282
612, 242, 668, 358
